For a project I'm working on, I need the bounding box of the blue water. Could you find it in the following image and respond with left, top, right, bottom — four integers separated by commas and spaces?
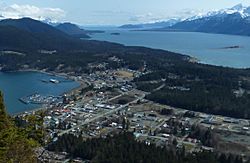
90, 30, 250, 68
0, 71, 79, 114
2, 31, 250, 114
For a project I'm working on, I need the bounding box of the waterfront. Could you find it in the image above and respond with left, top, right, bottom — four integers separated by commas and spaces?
90, 30, 250, 68
0, 71, 80, 114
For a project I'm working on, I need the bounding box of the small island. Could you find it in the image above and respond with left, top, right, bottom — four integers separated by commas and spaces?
221, 45, 241, 49
110, 32, 120, 35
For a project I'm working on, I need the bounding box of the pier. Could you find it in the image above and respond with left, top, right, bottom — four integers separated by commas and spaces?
19, 93, 62, 105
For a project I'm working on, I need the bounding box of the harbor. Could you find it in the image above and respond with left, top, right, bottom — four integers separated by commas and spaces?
19, 93, 62, 105
0, 71, 80, 114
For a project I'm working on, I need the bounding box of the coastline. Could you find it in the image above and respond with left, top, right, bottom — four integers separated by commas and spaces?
13, 69, 72, 80
12, 106, 47, 117
188, 56, 200, 63
1, 69, 86, 117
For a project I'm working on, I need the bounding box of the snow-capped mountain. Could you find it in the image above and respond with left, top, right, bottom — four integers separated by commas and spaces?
0, 14, 61, 26
166, 4, 250, 36
186, 4, 250, 21
218, 3, 250, 18
41, 18, 60, 26
119, 18, 181, 29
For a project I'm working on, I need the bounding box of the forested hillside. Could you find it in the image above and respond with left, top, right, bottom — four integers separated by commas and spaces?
134, 58, 250, 119
0, 92, 37, 162
1, 18, 250, 119
48, 132, 243, 163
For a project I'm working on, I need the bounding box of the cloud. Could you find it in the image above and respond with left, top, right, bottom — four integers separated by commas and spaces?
175, 8, 208, 19
128, 8, 210, 24
94, 10, 166, 23
129, 12, 158, 22
0, 4, 66, 22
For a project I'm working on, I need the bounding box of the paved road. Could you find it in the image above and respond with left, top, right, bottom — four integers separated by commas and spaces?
62, 159, 70, 163
58, 93, 145, 136
151, 119, 167, 133
153, 83, 166, 92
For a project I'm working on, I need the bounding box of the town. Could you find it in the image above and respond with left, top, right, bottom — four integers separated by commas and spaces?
14, 58, 250, 162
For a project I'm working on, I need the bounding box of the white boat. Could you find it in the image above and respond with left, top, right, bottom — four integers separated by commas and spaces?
50, 79, 59, 84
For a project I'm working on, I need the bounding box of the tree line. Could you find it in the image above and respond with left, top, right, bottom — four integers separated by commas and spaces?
48, 132, 245, 163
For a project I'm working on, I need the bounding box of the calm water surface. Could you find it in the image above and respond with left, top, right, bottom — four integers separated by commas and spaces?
3, 31, 250, 113
90, 30, 250, 68
0, 71, 79, 114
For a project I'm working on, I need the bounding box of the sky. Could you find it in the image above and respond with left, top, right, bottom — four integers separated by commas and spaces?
0, 0, 250, 25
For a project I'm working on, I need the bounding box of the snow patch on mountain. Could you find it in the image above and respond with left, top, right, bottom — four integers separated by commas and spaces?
186, 3, 250, 22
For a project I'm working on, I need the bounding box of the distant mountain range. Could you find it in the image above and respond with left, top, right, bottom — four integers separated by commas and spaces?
119, 18, 181, 29
56, 23, 90, 38
166, 4, 250, 36
0, 18, 108, 52
0, 18, 82, 51
1, 3, 250, 52
121, 4, 250, 36
55, 23, 104, 38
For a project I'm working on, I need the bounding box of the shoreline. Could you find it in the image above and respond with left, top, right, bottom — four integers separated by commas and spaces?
12, 82, 86, 117
12, 69, 73, 80
12, 106, 47, 117
1, 69, 86, 117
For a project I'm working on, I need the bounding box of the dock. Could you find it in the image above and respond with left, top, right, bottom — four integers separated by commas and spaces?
19, 93, 62, 105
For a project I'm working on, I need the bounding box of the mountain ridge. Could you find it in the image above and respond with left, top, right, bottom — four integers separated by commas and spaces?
56, 22, 90, 38
119, 18, 181, 29
0, 18, 93, 51
149, 4, 250, 36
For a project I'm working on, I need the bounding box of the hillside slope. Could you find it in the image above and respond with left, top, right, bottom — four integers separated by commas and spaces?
56, 23, 90, 38
0, 93, 36, 162
0, 18, 86, 51
169, 13, 250, 36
